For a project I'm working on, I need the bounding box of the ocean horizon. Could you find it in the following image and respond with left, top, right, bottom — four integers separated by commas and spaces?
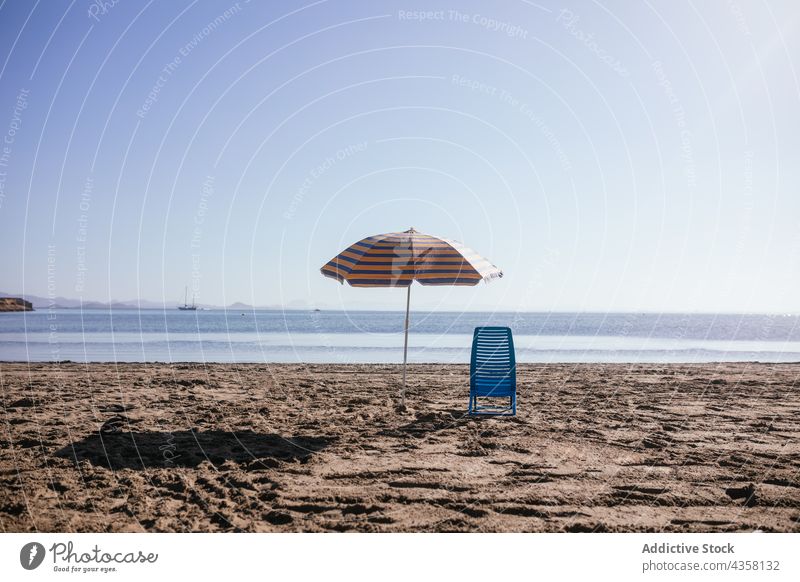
2, 308, 799, 364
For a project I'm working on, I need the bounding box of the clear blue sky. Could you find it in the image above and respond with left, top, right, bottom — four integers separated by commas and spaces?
0, 0, 798, 312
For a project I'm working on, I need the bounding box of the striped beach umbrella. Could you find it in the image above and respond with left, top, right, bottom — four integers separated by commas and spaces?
320, 228, 502, 406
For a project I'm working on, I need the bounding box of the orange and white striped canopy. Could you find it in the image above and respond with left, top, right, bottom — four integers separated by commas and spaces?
320, 228, 502, 287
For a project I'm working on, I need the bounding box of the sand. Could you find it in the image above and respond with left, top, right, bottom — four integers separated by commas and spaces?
1, 362, 798, 532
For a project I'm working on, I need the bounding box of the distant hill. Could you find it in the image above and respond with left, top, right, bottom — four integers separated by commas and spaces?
0, 297, 33, 311
0, 292, 169, 310
0, 292, 318, 311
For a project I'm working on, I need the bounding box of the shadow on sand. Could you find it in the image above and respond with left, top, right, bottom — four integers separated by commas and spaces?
55, 430, 333, 470
380, 409, 479, 437
381, 407, 525, 438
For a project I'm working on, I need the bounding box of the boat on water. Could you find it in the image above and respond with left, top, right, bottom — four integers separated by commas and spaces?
178, 286, 197, 311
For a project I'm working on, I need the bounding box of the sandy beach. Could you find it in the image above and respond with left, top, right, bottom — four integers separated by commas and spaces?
1, 362, 798, 532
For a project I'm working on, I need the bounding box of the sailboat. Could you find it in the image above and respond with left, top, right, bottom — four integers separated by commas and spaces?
178, 286, 197, 311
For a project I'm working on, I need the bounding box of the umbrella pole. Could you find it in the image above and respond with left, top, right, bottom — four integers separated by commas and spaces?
401, 284, 411, 407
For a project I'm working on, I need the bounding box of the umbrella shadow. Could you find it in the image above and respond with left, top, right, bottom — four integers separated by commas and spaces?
381, 406, 525, 439
381, 409, 480, 438
55, 430, 333, 470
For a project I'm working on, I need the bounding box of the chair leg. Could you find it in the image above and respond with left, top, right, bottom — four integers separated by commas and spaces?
469, 394, 516, 415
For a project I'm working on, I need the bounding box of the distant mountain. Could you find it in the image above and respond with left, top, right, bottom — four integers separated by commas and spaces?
0, 291, 318, 311
226, 301, 311, 310
1, 292, 402, 311
0, 297, 33, 311
0, 292, 169, 310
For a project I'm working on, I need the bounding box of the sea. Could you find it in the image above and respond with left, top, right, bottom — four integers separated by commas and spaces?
1, 309, 800, 364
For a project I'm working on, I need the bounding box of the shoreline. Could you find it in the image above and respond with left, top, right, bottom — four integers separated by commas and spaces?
3, 305, 800, 315
4, 360, 800, 364
1, 362, 798, 532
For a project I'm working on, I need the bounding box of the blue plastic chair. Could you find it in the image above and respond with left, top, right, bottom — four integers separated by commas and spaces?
469, 326, 517, 416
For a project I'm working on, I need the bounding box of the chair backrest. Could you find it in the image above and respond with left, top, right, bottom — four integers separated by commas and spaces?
470, 327, 516, 397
